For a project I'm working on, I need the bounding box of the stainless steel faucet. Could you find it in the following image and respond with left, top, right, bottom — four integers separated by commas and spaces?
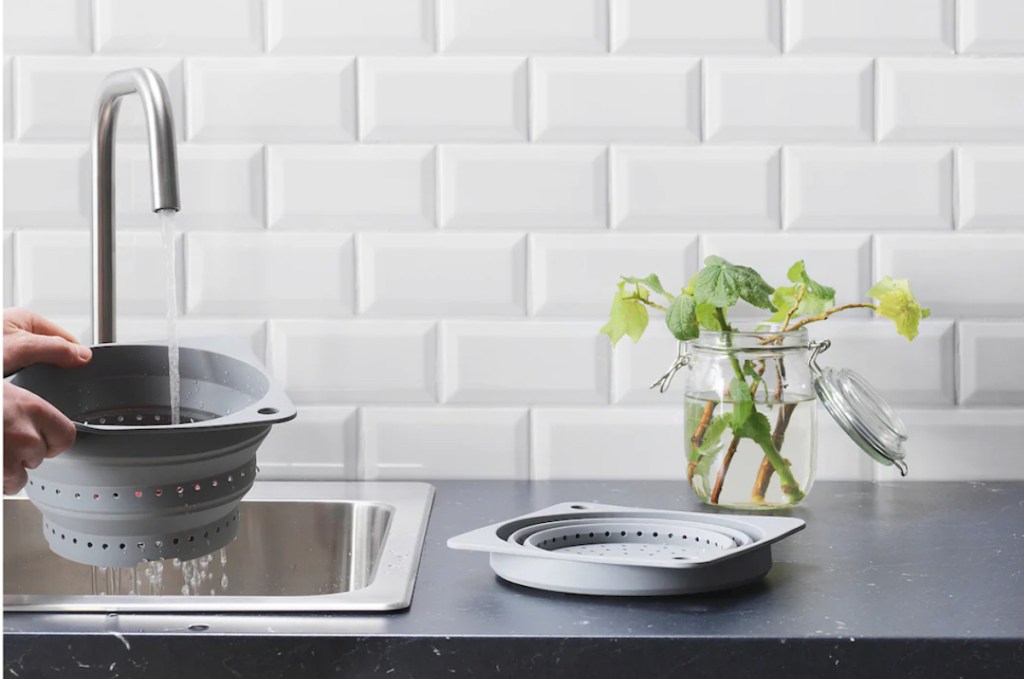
91, 67, 181, 345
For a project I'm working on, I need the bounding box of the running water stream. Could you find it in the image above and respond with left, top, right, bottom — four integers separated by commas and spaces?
159, 208, 181, 425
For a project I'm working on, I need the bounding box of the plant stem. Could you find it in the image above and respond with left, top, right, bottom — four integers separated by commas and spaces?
782, 286, 807, 330
711, 435, 741, 504
785, 302, 877, 332
687, 401, 718, 482
622, 294, 668, 313
752, 402, 797, 503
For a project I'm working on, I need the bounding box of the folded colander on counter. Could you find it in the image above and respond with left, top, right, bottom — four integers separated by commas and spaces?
10, 338, 295, 568
448, 502, 804, 596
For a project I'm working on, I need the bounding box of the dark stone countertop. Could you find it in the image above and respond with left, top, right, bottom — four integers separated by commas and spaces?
5, 481, 1024, 678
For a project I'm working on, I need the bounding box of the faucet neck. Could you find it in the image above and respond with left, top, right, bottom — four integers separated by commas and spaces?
91, 67, 181, 345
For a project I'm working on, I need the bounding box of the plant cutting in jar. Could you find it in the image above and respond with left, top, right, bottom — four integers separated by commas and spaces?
601, 256, 929, 509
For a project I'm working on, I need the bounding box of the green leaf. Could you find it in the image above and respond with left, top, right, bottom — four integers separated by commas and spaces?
690, 413, 731, 461
770, 260, 836, 323
743, 361, 770, 403
787, 260, 835, 302
733, 411, 774, 449
622, 274, 671, 299
696, 302, 725, 330
693, 256, 776, 312
600, 282, 650, 345
665, 295, 699, 341
868, 276, 929, 341
729, 377, 754, 430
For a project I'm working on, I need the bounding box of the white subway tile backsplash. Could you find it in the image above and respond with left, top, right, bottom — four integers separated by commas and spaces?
362, 408, 529, 479
874, 410, 1024, 481
441, 321, 609, 404
532, 58, 701, 142
186, 232, 355, 316
878, 59, 1024, 142
269, 320, 436, 404
959, 147, 1024, 230
959, 322, 1024, 406
187, 58, 356, 142
3, 0, 91, 54
807, 320, 956, 406
441, 0, 608, 53
3, 144, 90, 229
95, 0, 263, 54
116, 144, 264, 230
705, 58, 874, 143
702, 233, 872, 317
268, 145, 435, 230
785, 0, 954, 54
816, 415, 876, 481
959, 0, 1024, 54
611, 321, 683, 405
532, 408, 687, 479
4, 233, 15, 307
14, 57, 184, 141
611, 0, 781, 54
530, 233, 698, 317
258, 406, 357, 481
4, 58, 12, 141
876, 234, 1024, 317
358, 234, 526, 316
15, 230, 172, 317
612, 146, 780, 230
784, 147, 954, 230
117, 318, 268, 361
439, 146, 607, 230
359, 58, 528, 142
267, 0, 434, 54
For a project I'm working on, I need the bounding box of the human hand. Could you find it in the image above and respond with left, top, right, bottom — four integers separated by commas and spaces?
4, 307, 91, 376
3, 382, 76, 494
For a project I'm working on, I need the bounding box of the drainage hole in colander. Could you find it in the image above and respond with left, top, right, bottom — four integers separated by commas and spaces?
620, 531, 626, 536
40, 485, 45, 491
589, 532, 594, 538
111, 492, 118, 498
637, 531, 643, 536
570, 505, 587, 510
155, 541, 163, 548
188, 536, 194, 542
54, 489, 60, 495
258, 407, 278, 415
211, 480, 218, 487
155, 488, 163, 497
87, 542, 93, 548
74, 492, 81, 499
194, 483, 201, 491
137, 542, 145, 550
119, 543, 125, 550
92, 493, 99, 500
60, 534, 65, 540
173, 538, 180, 545
72, 539, 77, 544
176, 486, 184, 495
604, 531, 610, 537
102, 544, 108, 550
227, 475, 234, 483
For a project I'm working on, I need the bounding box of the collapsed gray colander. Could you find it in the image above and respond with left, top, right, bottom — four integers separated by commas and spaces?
10, 339, 295, 568
448, 502, 805, 596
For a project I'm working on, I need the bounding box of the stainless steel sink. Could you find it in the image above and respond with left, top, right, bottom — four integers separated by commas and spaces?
4, 481, 434, 612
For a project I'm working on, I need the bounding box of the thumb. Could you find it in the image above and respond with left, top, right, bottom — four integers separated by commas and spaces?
5, 333, 92, 374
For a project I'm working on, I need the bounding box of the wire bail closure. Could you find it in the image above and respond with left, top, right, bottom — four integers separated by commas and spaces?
650, 342, 691, 393
806, 339, 831, 375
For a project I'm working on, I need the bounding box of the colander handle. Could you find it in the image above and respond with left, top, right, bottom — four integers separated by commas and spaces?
650, 342, 692, 393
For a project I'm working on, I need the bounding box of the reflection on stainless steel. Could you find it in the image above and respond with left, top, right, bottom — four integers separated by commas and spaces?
4, 482, 434, 612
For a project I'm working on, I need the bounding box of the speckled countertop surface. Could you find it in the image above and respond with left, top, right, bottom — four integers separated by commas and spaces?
5, 481, 1024, 678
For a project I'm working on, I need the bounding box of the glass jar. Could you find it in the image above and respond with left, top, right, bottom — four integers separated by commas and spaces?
658, 323, 909, 510
681, 324, 816, 510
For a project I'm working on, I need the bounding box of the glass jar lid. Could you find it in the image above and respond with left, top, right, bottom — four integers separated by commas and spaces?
809, 340, 908, 476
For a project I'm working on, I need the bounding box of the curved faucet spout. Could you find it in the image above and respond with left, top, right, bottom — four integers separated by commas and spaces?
92, 67, 181, 345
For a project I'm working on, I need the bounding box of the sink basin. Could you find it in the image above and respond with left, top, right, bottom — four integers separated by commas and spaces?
3, 481, 434, 612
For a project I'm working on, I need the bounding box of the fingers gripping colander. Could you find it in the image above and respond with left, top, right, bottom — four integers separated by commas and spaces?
10, 339, 295, 568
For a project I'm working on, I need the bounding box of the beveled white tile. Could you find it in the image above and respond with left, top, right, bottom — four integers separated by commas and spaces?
878, 59, 1024, 141
874, 410, 1024, 481
15, 230, 173, 317
116, 318, 268, 362
531, 408, 687, 479
785, 147, 954, 230
267, 0, 434, 54
611, 0, 781, 54
96, 0, 263, 54
357, 234, 527, 316
4, 0, 92, 54
532, 58, 701, 142
876, 234, 1024, 317
362, 408, 529, 479
612, 146, 780, 230
440, 0, 608, 53
959, 147, 1024, 229
116, 144, 264, 230
705, 58, 873, 142
359, 58, 528, 142
806, 320, 956, 406
611, 320, 685, 405
4, 58, 13, 141
441, 321, 610, 404
959, 322, 1024, 406
187, 58, 357, 142
440, 146, 606, 230
3, 144, 90, 229
530, 233, 698, 317
186, 232, 355, 317
258, 406, 357, 481
702, 233, 872, 318
959, 0, 1024, 54
14, 57, 184, 141
4, 233, 15, 307
816, 415, 876, 481
268, 145, 434, 230
786, 0, 954, 54
269, 320, 437, 404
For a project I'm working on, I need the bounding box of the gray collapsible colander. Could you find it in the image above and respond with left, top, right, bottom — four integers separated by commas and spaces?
10, 338, 295, 568
448, 502, 804, 596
